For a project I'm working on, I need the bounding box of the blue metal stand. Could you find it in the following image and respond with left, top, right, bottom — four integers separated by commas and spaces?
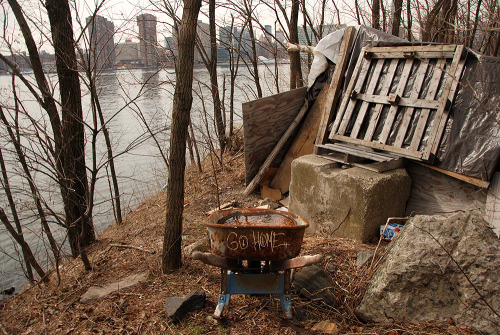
215, 269, 292, 319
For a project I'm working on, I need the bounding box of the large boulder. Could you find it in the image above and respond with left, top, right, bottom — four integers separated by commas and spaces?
356, 211, 500, 334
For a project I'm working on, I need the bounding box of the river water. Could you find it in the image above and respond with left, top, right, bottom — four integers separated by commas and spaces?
0, 64, 291, 293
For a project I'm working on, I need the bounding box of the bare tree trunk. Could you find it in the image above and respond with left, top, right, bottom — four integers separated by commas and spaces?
407, 0, 413, 41
208, 0, 226, 152
45, 0, 94, 263
0, 106, 60, 263
0, 147, 34, 282
0, 207, 47, 282
372, 0, 381, 30
289, 0, 302, 89
469, 0, 482, 48
392, 0, 403, 36
189, 121, 203, 172
162, 0, 202, 272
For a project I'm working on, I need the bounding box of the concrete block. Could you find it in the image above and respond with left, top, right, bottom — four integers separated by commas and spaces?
289, 155, 411, 242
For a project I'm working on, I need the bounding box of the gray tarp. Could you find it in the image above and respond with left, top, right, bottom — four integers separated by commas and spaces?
325, 26, 500, 181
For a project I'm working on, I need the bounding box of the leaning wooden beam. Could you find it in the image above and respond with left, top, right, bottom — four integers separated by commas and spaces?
417, 162, 490, 189
243, 99, 309, 196
314, 26, 356, 154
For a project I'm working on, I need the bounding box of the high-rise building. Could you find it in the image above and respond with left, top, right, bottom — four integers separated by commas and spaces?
115, 39, 139, 65
137, 14, 158, 67
196, 20, 210, 63
86, 15, 115, 70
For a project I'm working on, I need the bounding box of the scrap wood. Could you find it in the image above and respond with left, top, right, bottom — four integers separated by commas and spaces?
314, 26, 357, 153
243, 99, 309, 196
110, 243, 155, 254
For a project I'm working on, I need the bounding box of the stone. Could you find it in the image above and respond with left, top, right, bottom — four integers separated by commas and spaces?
165, 291, 206, 322
289, 155, 411, 242
184, 237, 210, 256
356, 211, 500, 335
292, 265, 337, 307
356, 250, 375, 269
258, 198, 280, 209
80, 273, 147, 303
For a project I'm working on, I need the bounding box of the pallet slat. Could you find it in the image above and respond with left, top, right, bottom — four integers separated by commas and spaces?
325, 44, 465, 162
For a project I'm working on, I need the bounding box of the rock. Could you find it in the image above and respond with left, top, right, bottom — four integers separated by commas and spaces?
165, 291, 206, 322
289, 155, 411, 242
356, 211, 500, 335
356, 250, 375, 269
257, 198, 280, 210
184, 237, 210, 256
326, 262, 336, 273
80, 273, 147, 303
292, 265, 337, 307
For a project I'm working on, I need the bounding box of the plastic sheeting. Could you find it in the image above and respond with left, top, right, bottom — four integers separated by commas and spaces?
318, 25, 499, 181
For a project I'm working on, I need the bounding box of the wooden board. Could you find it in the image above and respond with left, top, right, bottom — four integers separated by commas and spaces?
270, 84, 330, 193
314, 26, 357, 152
243, 87, 307, 184
327, 44, 466, 162
316, 143, 405, 172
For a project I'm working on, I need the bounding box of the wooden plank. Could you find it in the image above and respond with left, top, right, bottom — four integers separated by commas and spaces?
354, 94, 440, 109
408, 58, 446, 152
418, 162, 490, 188
243, 99, 309, 196
365, 50, 456, 59
362, 58, 399, 141
329, 134, 422, 159
424, 45, 465, 157
321, 153, 405, 173
317, 143, 401, 161
350, 59, 385, 138
243, 87, 308, 183
329, 47, 368, 136
364, 44, 457, 54
337, 58, 372, 135
269, 85, 329, 193
314, 26, 356, 153
394, 61, 430, 147
424, 45, 466, 159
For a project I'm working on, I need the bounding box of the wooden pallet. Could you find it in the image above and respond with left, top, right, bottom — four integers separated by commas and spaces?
316, 143, 405, 172
326, 44, 466, 162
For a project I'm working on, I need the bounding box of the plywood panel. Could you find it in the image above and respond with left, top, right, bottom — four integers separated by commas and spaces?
243, 87, 308, 183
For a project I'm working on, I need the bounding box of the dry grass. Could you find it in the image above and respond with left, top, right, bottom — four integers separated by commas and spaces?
0, 151, 480, 334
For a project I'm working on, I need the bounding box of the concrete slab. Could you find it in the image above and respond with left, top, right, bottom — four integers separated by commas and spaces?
289, 155, 411, 242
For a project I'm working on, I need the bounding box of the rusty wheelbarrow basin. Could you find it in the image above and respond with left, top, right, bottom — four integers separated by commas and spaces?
206, 208, 309, 261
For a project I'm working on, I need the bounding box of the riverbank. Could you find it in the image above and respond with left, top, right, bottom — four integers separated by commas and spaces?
0, 149, 479, 334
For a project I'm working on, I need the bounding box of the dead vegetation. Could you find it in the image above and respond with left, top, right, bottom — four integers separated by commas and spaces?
0, 151, 480, 334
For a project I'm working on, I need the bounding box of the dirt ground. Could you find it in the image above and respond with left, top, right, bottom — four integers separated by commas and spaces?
0, 150, 480, 334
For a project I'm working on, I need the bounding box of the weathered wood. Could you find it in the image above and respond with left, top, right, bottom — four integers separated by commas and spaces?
421, 46, 465, 160
417, 162, 490, 188
269, 85, 329, 193
317, 143, 405, 172
430, 57, 466, 155
353, 94, 440, 110
243, 100, 309, 196
314, 26, 356, 153
377, 58, 414, 144
327, 45, 465, 162
363, 58, 399, 141
243, 87, 308, 184
350, 59, 385, 138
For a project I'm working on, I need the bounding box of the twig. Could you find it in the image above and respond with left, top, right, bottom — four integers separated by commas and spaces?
0, 322, 8, 335
110, 244, 155, 254
330, 208, 351, 235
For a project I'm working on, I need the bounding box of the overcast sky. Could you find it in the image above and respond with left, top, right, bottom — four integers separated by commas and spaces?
1, 0, 360, 53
